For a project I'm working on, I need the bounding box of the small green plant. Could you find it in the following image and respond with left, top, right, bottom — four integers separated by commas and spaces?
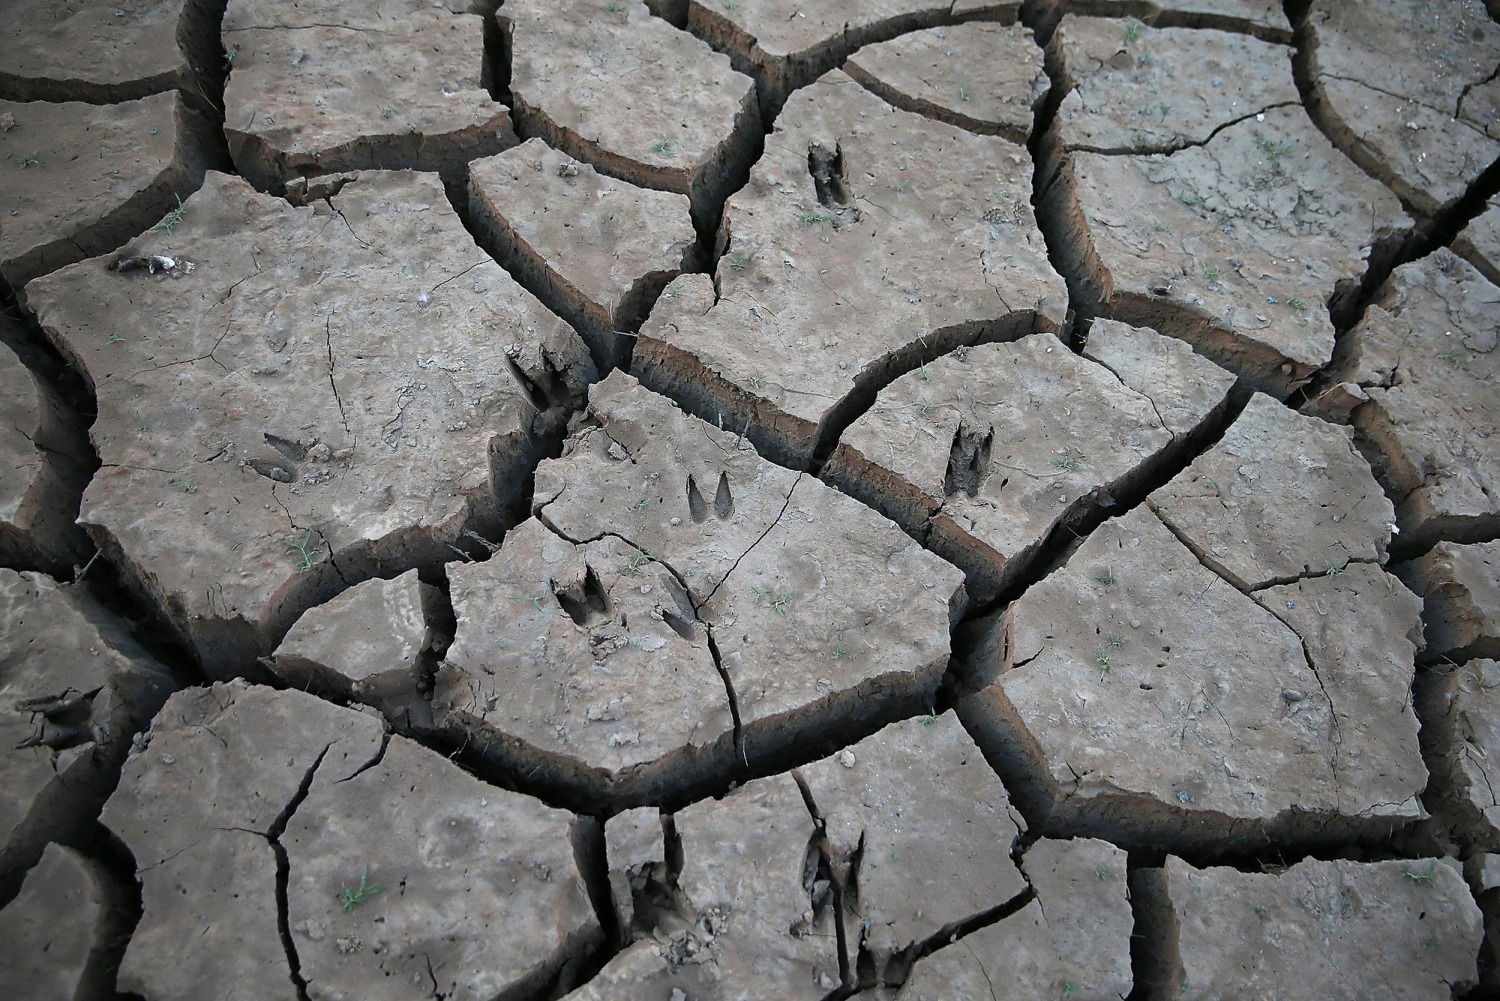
1105, 634, 1124, 649
1402, 862, 1438, 886
650, 138, 672, 155
832, 641, 845, 660
623, 554, 649, 576
605, 0, 624, 9
1324, 560, 1346, 577
1437, 348, 1470, 368
746, 372, 766, 389
224, 44, 239, 65
1254, 136, 1295, 162
1095, 570, 1115, 586
283, 529, 320, 573
1052, 450, 1081, 473
152, 194, 186, 235
1123, 16, 1145, 43
633, 497, 649, 512
1178, 191, 1207, 208
920, 711, 938, 726
1151, 219, 1169, 233
107, 332, 125, 344
797, 211, 831, 227
893, 179, 908, 193
1158, 102, 1172, 121
378, 103, 395, 119
1286, 296, 1306, 312
170, 474, 197, 494
957, 84, 971, 103
1202, 264, 1224, 282
724, 0, 740, 8
728, 253, 749, 271
15, 152, 39, 168
1094, 646, 1113, 680
1062, 982, 1082, 999
338, 867, 385, 911
752, 585, 795, 615
916, 397, 934, 420
1254, 905, 1270, 922
917, 363, 930, 381
1096, 863, 1116, 881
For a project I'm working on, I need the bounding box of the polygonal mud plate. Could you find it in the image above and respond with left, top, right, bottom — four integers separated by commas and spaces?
1419, 659, 1500, 850
843, 21, 1047, 143
960, 503, 1425, 851
533, 371, 966, 778
798, 712, 1028, 977
635, 71, 1065, 468
223, 0, 515, 191
685, 0, 1021, 105
103, 682, 600, 1001
1305, 0, 1500, 215
25, 170, 594, 677
1137, 856, 1481, 999
1147, 394, 1396, 590
469, 138, 697, 369
896, 838, 1133, 1001
1397, 541, 1500, 662
0, 569, 171, 900
823, 331, 1231, 599
1043, 104, 1410, 394
1035, 1, 1290, 41
0, 94, 216, 289
0, 0, 219, 102
1050, 17, 1298, 152
0, 843, 130, 1001
434, 518, 737, 804
1312, 250, 1499, 550
504, 0, 759, 218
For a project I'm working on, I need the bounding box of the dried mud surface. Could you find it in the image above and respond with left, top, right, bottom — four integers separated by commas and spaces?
2, 1, 1498, 998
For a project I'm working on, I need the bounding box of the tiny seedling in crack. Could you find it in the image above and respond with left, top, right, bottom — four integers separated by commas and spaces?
224, 44, 239, 65
1052, 450, 1081, 473
152, 194, 186, 235
1096, 863, 1116, 881
1094, 646, 1113, 680
1201, 264, 1224, 282
107, 332, 125, 344
624, 554, 649, 577
170, 474, 197, 494
1123, 17, 1145, 43
1254, 137, 1295, 162
650, 138, 672, 155
728, 253, 749, 271
746, 372, 766, 389
1095, 570, 1115, 586
1402, 862, 1438, 886
1286, 296, 1306, 312
1324, 560, 1346, 577
1254, 905, 1270, 922
338, 867, 385, 911
15, 152, 39, 168
283, 529, 320, 573
920, 711, 938, 726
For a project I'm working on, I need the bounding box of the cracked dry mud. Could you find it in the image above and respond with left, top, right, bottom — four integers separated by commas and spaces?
2, 1, 1499, 999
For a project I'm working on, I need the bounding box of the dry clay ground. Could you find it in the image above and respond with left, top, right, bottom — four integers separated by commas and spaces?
1, 0, 1500, 998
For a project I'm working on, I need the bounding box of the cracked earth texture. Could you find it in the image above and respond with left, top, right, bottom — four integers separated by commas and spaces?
0, 1, 1497, 999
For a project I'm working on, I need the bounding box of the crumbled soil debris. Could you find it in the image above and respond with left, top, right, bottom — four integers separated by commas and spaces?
0, 3, 1495, 996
